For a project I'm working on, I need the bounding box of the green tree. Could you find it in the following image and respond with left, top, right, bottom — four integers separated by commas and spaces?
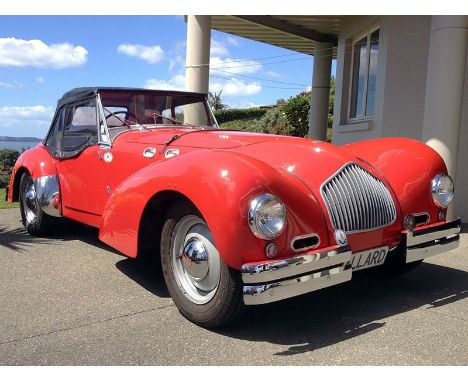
328, 76, 335, 131
282, 91, 311, 137
208, 90, 228, 111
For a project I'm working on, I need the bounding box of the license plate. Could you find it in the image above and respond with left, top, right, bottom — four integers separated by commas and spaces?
350, 246, 389, 271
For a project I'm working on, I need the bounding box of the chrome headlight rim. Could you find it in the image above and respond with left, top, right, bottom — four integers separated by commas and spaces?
431, 173, 454, 208
248, 193, 287, 240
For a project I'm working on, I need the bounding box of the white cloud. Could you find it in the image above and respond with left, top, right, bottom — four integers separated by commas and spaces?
226, 36, 240, 47
226, 101, 261, 109
143, 74, 261, 97
0, 81, 23, 88
0, 105, 54, 135
266, 70, 281, 78
168, 40, 186, 72
144, 74, 186, 91
0, 38, 87, 69
210, 77, 261, 96
36, 76, 45, 83
211, 39, 229, 57
210, 56, 262, 75
117, 43, 164, 64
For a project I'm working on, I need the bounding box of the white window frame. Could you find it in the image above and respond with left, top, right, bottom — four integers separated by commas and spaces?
347, 26, 380, 122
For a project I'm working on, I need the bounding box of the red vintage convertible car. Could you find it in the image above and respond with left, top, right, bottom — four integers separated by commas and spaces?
7, 87, 461, 327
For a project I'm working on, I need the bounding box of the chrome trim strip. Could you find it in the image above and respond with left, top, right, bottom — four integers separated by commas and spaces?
290, 232, 321, 252
406, 236, 460, 263
33, 175, 61, 217
406, 220, 461, 247
243, 266, 352, 305
96, 93, 112, 148
242, 245, 351, 284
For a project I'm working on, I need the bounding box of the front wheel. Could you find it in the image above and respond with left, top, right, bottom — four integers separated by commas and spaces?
160, 202, 244, 328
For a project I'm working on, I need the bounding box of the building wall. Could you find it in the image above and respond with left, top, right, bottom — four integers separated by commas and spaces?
379, 17, 431, 140
332, 15, 468, 222
332, 16, 431, 144
454, 49, 468, 221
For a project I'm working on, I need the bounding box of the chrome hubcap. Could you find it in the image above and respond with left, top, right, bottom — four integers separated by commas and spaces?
172, 215, 220, 305
181, 238, 209, 281
23, 178, 37, 225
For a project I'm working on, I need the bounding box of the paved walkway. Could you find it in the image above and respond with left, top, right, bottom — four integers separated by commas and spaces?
0, 208, 466, 365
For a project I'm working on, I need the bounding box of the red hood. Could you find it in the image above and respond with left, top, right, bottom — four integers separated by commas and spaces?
234, 137, 365, 190
117, 128, 276, 149
118, 128, 379, 188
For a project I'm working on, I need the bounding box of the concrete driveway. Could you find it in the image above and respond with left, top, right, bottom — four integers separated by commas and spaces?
0, 207, 466, 365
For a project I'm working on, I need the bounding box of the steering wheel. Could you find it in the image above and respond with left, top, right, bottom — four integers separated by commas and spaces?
105, 111, 137, 126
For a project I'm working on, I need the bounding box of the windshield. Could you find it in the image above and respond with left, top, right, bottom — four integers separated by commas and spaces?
99, 90, 218, 130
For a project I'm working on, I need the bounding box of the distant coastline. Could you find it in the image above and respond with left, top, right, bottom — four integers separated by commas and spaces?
0, 136, 42, 142
0, 136, 42, 151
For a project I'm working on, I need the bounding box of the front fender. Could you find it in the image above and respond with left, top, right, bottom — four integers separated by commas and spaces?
342, 138, 447, 224
99, 149, 329, 269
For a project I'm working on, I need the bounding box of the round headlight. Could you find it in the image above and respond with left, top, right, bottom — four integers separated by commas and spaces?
431, 174, 454, 208
248, 193, 287, 239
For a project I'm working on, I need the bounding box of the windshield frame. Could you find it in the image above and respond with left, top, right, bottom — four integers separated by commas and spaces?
96, 90, 218, 145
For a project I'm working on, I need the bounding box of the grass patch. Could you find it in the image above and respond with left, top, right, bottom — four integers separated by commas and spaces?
0, 188, 18, 208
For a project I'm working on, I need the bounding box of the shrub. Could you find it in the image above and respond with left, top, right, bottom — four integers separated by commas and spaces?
282, 92, 311, 137
0, 149, 20, 189
0, 149, 20, 169
253, 108, 290, 135
0, 170, 11, 189
220, 119, 259, 131
214, 108, 267, 124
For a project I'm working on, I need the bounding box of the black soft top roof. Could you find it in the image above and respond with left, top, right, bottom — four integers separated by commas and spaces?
57, 87, 207, 108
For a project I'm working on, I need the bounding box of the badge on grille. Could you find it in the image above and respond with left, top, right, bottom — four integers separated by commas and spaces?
334, 229, 348, 246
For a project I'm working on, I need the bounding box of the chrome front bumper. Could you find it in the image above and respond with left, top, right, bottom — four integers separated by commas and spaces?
242, 218, 461, 305
242, 245, 352, 305
405, 218, 461, 263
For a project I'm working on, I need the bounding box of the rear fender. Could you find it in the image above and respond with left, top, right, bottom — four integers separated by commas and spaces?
8, 145, 59, 203
99, 149, 329, 269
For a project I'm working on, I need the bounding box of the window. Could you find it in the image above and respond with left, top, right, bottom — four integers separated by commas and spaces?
64, 100, 97, 134
45, 107, 66, 153
349, 28, 379, 119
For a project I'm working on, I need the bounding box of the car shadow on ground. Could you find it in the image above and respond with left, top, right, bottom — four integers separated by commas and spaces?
116, 258, 170, 298
461, 223, 468, 234
0, 217, 122, 255
213, 263, 467, 356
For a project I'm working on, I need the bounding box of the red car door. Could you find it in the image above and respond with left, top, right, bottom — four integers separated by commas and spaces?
54, 100, 110, 227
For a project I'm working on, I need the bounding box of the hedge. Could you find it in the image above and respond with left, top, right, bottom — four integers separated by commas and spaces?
214, 108, 267, 124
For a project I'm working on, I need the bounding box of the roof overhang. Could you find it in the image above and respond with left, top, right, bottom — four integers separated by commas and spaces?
210, 15, 340, 57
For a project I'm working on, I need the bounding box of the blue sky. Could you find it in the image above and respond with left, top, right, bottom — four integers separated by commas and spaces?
0, 16, 336, 138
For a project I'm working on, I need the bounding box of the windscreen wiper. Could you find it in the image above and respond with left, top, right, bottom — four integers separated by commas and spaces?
149, 112, 196, 129
102, 107, 149, 131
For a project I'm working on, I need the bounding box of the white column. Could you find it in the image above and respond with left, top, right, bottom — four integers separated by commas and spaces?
422, 16, 468, 178
185, 15, 211, 94
308, 41, 333, 140
185, 15, 211, 125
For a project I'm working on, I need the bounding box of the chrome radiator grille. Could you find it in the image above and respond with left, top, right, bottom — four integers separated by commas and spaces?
321, 163, 397, 233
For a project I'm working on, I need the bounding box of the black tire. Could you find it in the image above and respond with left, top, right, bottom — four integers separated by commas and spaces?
19, 172, 54, 236
160, 202, 244, 328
